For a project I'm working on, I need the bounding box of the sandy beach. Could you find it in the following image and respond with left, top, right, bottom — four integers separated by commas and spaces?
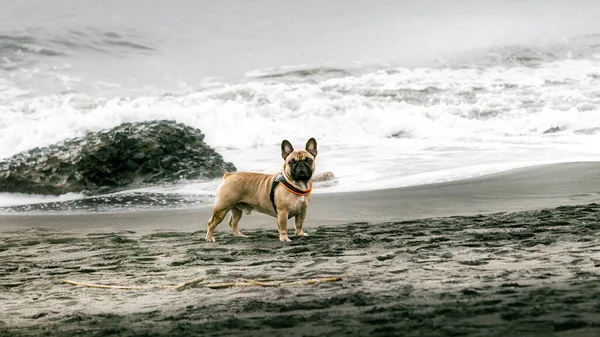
3, 2, 600, 336
1, 162, 600, 336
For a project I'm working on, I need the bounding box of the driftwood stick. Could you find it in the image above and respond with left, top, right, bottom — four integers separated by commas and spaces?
280, 277, 341, 286
60, 279, 148, 290
167, 276, 207, 290
205, 282, 250, 289
61, 276, 206, 291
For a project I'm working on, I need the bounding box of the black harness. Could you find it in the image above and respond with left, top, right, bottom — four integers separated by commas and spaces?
269, 173, 311, 214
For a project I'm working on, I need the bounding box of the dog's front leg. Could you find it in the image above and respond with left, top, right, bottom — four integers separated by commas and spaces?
294, 211, 309, 237
277, 211, 291, 242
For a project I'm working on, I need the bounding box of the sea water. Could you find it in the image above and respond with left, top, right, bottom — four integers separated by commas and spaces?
1, 0, 599, 209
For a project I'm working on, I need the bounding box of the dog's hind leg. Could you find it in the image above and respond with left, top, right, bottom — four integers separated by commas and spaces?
228, 207, 247, 237
206, 208, 229, 242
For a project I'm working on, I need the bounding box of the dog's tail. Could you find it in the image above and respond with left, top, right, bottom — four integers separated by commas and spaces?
223, 172, 234, 179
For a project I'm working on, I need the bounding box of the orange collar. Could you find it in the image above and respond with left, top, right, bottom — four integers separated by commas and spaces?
280, 180, 312, 196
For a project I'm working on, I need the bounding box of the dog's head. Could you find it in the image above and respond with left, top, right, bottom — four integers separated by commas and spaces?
281, 138, 317, 183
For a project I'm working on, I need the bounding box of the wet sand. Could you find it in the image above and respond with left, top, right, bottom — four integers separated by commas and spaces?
1, 162, 600, 336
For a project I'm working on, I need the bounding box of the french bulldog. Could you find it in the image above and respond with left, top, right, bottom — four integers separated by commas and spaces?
205, 138, 317, 243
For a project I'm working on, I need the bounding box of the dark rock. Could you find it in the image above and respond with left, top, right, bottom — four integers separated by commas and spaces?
543, 126, 565, 134
312, 171, 335, 182
0, 120, 236, 195
389, 130, 412, 138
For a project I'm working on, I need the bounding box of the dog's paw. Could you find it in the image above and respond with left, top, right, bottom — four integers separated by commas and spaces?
279, 236, 291, 243
233, 232, 247, 238
296, 231, 309, 237
205, 234, 216, 243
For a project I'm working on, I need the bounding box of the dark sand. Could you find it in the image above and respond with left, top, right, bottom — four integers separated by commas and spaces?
1, 162, 599, 336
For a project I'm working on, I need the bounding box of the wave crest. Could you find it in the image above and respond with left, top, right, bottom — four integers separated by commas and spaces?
0, 28, 155, 71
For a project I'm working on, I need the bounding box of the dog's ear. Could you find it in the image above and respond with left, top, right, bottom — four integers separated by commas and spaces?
305, 138, 317, 157
281, 140, 294, 160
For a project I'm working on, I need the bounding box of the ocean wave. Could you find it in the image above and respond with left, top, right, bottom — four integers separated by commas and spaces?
0, 33, 65, 71
246, 65, 354, 81
0, 34, 66, 57
0, 28, 155, 71
2, 54, 600, 159
444, 34, 600, 68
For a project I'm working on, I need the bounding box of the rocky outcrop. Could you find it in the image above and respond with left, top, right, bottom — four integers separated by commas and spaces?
0, 121, 236, 195
312, 171, 335, 182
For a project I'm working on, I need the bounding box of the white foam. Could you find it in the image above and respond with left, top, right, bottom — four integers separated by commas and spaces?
0, 192, 84, 207
1, 59, 600, 203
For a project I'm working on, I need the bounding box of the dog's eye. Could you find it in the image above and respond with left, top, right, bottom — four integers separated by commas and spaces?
289, 160, 296, 165
305, 158, 313, 164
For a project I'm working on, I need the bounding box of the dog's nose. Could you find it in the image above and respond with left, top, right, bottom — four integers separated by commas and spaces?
298, 162, 310, 171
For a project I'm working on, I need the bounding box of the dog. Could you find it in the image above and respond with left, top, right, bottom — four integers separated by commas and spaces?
205, 138, 317, 242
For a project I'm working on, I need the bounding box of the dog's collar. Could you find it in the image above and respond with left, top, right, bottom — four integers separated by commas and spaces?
279, 172, 312, 196
270, 173, 312, 214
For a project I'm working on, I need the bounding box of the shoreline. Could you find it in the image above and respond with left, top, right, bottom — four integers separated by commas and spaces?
1, 161, 598, 234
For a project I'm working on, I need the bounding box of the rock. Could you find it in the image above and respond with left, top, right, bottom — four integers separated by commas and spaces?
0, 120, 236, 195
389, 130, 411, 138
312, 171, 335, 182
543, 126, 565, 134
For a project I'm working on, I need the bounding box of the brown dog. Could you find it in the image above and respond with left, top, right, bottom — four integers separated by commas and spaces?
205, 138, 317, 242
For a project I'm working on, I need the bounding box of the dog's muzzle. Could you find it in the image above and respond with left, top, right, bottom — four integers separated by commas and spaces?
291, 162, 312, 181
